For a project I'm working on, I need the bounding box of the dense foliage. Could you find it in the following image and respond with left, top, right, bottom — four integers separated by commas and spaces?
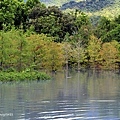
0, 0, 120, 72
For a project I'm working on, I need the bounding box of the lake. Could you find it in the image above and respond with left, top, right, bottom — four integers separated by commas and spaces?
0, 69, 120, 120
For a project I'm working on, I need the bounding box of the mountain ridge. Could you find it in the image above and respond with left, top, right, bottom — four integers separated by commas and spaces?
61, 0, 114, 12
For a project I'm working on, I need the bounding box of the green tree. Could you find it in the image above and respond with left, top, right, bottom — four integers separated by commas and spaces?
73, 11, 92, 46
0, 0, 18, 29
14, 0, 28, 29
74, 11, 90, 31
95, 17, 116, 39
26, 0, 41, 9
102, 25, 120, 42
0, 0, 28, 30
0, 29, 27, 71
114, 15, 120, 24
35, 15, 61, 41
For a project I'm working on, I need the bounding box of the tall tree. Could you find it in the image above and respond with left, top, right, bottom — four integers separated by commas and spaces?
87, 35, 102, 67
100, 41, 119, 68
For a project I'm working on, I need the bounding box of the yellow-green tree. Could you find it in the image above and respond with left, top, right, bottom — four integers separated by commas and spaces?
100, 41, 119, 69
87, 35, 102, 67
42, 42, 64, 71
26, 34, 47, 70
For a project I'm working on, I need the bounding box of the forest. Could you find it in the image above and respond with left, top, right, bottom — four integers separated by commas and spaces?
0, 0, 120, 73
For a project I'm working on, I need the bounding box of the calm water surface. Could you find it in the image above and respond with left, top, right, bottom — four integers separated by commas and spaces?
0, 70, 120, 120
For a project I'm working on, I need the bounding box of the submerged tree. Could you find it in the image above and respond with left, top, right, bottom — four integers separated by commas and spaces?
26, 34, 64, 71
100, 41, 119, 68
0, 29, 27, 71
87, 35, 102, 68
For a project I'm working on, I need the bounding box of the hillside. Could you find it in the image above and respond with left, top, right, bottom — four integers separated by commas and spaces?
92, 0, 120, 18
24, 0, 82, 6
60, 0, 120, 18
61, 0, 114, 11
40, 0, 82, 6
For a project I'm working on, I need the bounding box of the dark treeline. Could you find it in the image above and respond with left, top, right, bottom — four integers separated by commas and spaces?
0, 0, 120, 72
0, 0, 90, 42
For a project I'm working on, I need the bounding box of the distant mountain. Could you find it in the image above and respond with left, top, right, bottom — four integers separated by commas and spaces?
60, 0, 120, 18
61, 0, 114, 12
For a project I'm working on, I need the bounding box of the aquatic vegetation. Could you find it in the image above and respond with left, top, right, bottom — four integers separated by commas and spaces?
0, 71, 51, 82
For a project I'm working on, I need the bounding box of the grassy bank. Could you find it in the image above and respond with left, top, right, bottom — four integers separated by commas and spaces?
0, 71, 51, 82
